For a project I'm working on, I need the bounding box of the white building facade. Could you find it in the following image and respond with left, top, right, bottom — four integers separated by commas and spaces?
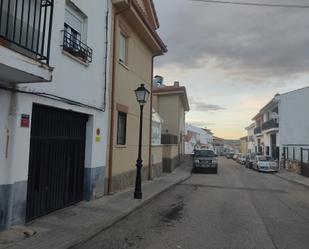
252, 96, 280, 160
249, 86, 309, 165
279, 86, 309, 164
245, 123, 255, 154
0, 0, 111, 229
185, 124, 213, 154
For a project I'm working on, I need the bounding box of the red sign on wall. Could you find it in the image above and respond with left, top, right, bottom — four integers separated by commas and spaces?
21, 114, 30, 128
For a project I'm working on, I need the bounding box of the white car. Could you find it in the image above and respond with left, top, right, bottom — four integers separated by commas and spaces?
252, 155, 279, 172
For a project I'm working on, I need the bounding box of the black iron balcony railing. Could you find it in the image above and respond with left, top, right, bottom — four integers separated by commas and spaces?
62, 29, 92, 63
254, 127, 262, 135
0, 0, 54, 64
262, 119, 279, 131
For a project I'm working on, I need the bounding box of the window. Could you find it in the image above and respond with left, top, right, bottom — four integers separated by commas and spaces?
117, 112, 127, 145
62, 4, 92, 63
152, 122, 161, 145
65, 7, 83, 46
64, 23, 81, 52
119, 32, 127, 64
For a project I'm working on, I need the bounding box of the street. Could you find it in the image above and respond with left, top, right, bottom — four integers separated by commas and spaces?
74, 157, 309, 249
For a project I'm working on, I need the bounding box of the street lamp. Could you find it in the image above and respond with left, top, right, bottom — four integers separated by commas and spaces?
134, 84, 150, 199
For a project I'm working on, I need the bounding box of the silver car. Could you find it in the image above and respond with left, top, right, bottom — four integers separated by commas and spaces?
252, 155, 279, 172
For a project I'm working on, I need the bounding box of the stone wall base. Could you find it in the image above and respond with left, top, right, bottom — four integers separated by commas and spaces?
84, 166, 105, 201
163, 156, 179, 173
152, 162, 163, 178
106, 166, 150, 194
0, 181, 27, 231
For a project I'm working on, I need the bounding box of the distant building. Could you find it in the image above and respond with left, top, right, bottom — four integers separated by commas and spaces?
245, 123, 256, 154
240, 136, 248, 155
153, 81, 190, 172
185, 124, 213, 154
246, 85, 309, 175
252, 95, 279, 159
213, 136, 225, 155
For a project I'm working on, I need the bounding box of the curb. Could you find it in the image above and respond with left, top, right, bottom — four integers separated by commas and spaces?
274, 173, 309, 189
66, 171, 192, 249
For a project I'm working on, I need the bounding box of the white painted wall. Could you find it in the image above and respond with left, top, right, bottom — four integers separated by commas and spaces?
185, 124, 213, 154
246, 125, 255, 153
0, 0, 112, 184
0, 91, 11, 185
279, 87, 309, 146
23, 0, 110, 108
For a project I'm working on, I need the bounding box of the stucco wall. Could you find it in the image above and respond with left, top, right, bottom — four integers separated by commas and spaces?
110, 14, 153, 179
151, 145, 163, 178
22, 0, 110, 109
152, 145, 163, 164
162, 144, 179, 173
280, 87, 309, 146
157, 95, 179, 136
240, 140, 248, 155
0, 90, 11, 185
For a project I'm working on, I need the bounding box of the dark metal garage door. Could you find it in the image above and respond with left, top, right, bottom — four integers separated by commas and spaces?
26, 104, 88, 221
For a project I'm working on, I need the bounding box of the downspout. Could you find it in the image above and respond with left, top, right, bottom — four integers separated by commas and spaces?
148, 52, 164, 180
102, 0, 110, 111
107, 0, 132, 194
148, 56, 154, 180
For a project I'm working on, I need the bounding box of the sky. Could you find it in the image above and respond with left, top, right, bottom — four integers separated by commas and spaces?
153, 0, 309, 139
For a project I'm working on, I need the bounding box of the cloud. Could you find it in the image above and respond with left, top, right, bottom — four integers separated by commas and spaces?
190, 98, 226, 112
154, 0, 309, 81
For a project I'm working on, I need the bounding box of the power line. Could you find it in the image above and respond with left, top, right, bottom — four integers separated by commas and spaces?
190, 0, 309, 9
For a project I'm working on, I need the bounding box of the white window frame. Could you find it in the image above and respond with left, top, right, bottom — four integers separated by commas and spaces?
152, 121, 161, 146
119, 32, 127, 65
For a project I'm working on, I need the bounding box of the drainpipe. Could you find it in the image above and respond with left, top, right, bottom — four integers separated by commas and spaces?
107, 0, 132, 194
148, 52, 164, 180
102, 0, 110, 111
6, 88, 17, 228
148, 56, 154, 180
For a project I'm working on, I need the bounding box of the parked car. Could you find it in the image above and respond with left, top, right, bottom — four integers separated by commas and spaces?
239, 155, 247, 165
252, 155, 279, 172
226, 153, 234, 159
193, 149, 218, 174
233, 153, 241, 161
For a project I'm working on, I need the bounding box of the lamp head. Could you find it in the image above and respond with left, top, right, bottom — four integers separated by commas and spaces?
135, 84, 150, 106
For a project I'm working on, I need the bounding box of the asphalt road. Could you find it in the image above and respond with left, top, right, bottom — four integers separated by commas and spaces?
74, 157, 309, 249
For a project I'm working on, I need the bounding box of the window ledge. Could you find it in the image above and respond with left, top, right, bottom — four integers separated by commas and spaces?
62, 50, 89, 67
115, 145, 127, 148
118, 60, 129, 70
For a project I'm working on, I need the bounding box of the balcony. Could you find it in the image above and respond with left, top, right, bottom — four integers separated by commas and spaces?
0, 0, 54, 83
254, 127, 262, 135
262, 119, 279, 132
62, 29, 92, 64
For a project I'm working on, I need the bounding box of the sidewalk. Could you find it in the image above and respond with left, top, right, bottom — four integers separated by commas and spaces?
0, 161, 192, 249
275, 169, 309, 188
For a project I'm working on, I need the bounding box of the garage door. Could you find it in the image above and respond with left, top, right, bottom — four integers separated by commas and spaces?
26, 104, 88, 221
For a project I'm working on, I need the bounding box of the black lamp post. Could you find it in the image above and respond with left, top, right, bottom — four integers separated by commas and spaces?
134, 84, 150, 199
